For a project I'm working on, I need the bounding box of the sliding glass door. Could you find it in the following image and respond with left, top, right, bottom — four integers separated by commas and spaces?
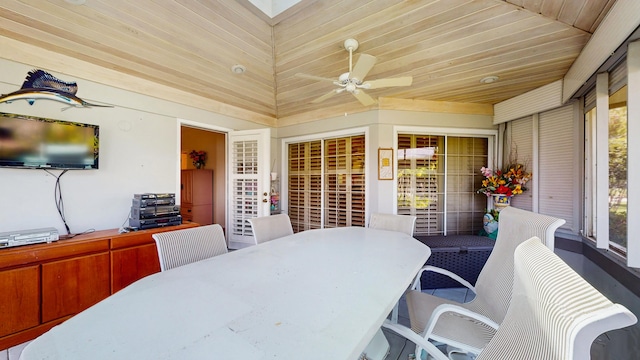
397, 133, 489, 236
287, 134, 366, 232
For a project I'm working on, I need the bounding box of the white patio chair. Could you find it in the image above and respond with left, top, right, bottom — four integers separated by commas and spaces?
152, 224, 227, 272
368, 212, 417, 236
404, 206, 566, 355
383, 237, 637, 360
247, 213, 294, 244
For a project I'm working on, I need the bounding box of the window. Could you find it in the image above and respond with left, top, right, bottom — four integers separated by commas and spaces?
287, 134, 366, 232
397, 133, 489, 235
608, 86, 628, 252
584, 60, 628, 257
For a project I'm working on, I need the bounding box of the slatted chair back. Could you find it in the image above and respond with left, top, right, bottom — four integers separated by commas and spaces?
368, 213, 417, 236
247, 213, 294, 244
406, 207, 566, 354
152, 224, 227, 272
477, 237, 637, 360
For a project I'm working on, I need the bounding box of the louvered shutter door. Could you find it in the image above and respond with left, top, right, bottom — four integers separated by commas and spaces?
324, 135, 366, 228
539, 104, 576, 232
231, 139, 259, 238
509, 116, 534, 211
288, 141, 322, 232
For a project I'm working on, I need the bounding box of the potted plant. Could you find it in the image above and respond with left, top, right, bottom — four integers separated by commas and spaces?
477, 163, 531, 208
477, 162, 531, 237
189, 150, 207, 169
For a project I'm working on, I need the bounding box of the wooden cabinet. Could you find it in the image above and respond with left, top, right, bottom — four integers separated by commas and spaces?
0, 222, 198, 350
181, 169, 213, 225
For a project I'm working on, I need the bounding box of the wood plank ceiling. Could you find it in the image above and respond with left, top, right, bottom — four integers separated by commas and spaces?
0, 0, 617, 124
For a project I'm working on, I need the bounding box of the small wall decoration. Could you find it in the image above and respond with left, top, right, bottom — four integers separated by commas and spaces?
0, 69, 113, 111
378, 148, 393, 180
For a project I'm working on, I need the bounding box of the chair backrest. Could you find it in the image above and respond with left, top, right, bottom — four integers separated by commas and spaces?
477, 237, 637, 360
368, 213, 417, 236
152, 224, 227, 271
247, 213, 294, 244
469, 206, 565, 324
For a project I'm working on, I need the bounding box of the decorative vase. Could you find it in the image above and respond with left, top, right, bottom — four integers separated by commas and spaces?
194, 161, 204, 169
492, 194, 511, 211
483, 213, 498, 234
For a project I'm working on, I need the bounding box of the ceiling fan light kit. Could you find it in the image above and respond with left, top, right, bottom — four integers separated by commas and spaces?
296, 38, 412, 106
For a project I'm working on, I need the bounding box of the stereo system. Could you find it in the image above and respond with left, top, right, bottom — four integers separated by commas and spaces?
0, 227, 59, 248
129, 193, 182, 230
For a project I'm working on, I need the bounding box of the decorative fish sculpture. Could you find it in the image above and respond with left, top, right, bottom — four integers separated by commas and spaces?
0, 69, 113, 111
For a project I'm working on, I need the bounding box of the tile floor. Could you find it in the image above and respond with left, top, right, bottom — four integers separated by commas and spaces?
3, 249, 638, 360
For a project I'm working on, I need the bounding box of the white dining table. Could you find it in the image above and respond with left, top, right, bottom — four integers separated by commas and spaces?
20, 226, 431, 360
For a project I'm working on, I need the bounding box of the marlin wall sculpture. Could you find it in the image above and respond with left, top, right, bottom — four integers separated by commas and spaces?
0, 69, 113, 111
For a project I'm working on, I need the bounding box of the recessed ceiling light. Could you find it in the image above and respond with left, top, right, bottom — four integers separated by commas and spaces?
480, 75, 499, 84
65, 0, 86, 5
231, 64, 246, 74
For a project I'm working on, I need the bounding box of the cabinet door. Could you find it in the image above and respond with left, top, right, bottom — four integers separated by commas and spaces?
111, 243, 160, 293
191, 170, 213, 206
0, 266, 39, 337
181, 170, 194, 204
41, 253, 110, 323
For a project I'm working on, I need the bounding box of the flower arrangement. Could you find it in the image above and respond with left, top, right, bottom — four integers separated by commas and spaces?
189, 150, 206, 168
477, 163, 531, 197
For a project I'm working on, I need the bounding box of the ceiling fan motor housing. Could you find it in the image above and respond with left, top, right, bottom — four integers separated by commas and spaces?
343, 38, 359, 52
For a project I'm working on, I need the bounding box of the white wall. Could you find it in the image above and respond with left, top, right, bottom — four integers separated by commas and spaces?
0, 58, 262, 235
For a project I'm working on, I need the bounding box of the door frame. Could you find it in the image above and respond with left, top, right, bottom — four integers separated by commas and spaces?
177, 118, 232, 235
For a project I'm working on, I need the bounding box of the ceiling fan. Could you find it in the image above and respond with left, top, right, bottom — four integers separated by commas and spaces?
296, 39, 413, 106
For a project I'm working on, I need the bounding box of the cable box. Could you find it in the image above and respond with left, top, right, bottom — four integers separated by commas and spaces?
131, 205, 180, 219
132, 197, 176, 207
0, 227, 59, 249
129, 215, 182, 229
133, 193, 175, 200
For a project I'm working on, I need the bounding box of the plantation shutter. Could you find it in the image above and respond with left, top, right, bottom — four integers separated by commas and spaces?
539, 104, 576, 232
288, 141, 322, 232
324, 135, 366, 228
509, 116, 534, 211
398, 134, 445, 235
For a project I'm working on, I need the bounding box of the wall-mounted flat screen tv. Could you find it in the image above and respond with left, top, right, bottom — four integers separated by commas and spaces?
0, 112, 99, 170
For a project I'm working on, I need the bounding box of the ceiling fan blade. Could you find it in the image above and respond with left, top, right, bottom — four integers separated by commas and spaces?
295, 73, 336, 82
361, 76, 413, 89
352, 89, 376, 106
350, 54, 377, 82
311, 89, 341, 103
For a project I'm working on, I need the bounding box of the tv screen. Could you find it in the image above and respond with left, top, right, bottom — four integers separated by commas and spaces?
0, 112, 99, 170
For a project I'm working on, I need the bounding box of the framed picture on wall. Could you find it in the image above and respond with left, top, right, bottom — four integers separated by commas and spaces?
378, 148, 393, 180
